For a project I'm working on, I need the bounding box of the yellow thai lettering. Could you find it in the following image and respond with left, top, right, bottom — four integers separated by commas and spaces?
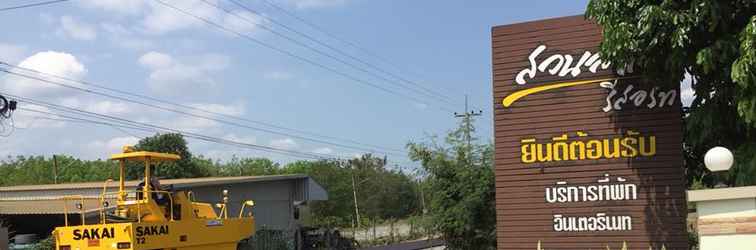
602, 138, 621, 159
639, 136, 656, 156
585, 140, 602, 160
519, 130, 657, 165
521, 138, 537, 163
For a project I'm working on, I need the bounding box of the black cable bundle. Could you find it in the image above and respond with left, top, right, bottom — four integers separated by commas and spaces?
0, 95, 17, 118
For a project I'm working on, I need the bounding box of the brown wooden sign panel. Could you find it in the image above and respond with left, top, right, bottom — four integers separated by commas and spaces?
491, 16, 688, 250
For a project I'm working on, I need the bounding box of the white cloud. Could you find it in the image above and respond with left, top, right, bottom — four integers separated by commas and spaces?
270, 138, 298, 150
78, 0, 147, 15
89, 136, 140, 155
138, 51, 230, 95
86, 100, 133, 115
2, 51, 86, 99
76, 0, 263, 36
108, 136, 140, 150
139, 51, 174, 69
264, 71, 293, 81
172, 116, 219, 132
0, 43, 27, 64
101, 23, 154, 50
12, 105, 67, 129
53, 98, 132, 116
221, 10, 263, 34
141, 0, 218, 34
284, 0, 349, 9
223, 134, 257, 144
170, 102, 245, 132
100, 22, 130, 35
189, 102, 245, 116
413, 102, 428, 110
57, 16, 97, 41
39, 13, 55, 25
312, 147, 333, 154
140, 0, 263, 35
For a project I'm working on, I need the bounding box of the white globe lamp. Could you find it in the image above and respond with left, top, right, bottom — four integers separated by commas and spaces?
704, 146, 734, 172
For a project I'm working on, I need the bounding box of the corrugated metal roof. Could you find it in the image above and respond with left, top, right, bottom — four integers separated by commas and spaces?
0, 174, 325, 215
0, 174, 309, 192
0, 198, 115, 215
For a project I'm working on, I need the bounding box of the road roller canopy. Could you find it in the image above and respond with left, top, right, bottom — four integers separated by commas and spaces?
110, 151, 181, 162
109, 146, 180, 162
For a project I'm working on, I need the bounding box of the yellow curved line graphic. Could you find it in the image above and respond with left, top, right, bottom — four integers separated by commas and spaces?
501, 77, 615, 108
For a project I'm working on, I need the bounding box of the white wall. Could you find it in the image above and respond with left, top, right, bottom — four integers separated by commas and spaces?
700, 234, 756, 250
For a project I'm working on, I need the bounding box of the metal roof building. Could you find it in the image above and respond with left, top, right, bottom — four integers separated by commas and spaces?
0, 174, 327, 237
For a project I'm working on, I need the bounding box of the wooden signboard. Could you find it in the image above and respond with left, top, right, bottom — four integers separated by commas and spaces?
492, 16, 688, 250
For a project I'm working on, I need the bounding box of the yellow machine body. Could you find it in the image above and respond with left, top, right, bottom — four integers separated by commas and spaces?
53, 147, 256, 250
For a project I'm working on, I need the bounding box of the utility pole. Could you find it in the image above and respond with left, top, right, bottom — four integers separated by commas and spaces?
454, 95, 483, 151
348, 160, 361, 228
52, 155, 59, 184
418, 180, 426, 215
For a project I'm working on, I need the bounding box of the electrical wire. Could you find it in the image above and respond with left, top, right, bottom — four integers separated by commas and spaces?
14, 102, 332, 160
252, 0, 493, 129
216, 0, 491, 134
152, 0, 456, 114
220, 0, 458, 106
18, 105, 412, 166
0, 0, 69, 12
8, 94, 413, 166
0, 67, 411, 158
257, 0, 462, 101
0, 61, 407, 154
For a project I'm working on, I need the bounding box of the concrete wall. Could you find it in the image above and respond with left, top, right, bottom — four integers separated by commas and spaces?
696, 197, 756, 250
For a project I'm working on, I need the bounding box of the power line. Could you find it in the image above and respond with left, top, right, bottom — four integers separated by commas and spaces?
221, 0, 458, 105
0, 61, 406, 154
16, 104, 412, 165
257, 0, 462, 100
17, 115, 145, 139
5, 91, 413, 165
0, 0, 69, 12
0, 67, 410, 158
152, 0, 455, 114
11, 97, 334, 160
253, 0, 493, 132
204, 0, 456, 107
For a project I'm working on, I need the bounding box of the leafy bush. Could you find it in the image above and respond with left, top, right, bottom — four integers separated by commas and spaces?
30, 237, 54, 250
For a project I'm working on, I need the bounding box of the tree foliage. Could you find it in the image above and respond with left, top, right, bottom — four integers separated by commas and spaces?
0, 155, 115, 186
407, 117, 495, 250
0, 133, 421, 228
586, 0, 756, 186
128, 133, 211, 179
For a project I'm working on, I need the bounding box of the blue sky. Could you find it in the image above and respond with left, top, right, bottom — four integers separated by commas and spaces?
0, 0, 591, 166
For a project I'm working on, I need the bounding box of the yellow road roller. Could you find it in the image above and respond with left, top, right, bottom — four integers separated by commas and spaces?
53, 146, 255, 250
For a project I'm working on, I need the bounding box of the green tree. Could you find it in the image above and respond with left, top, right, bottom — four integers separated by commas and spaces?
0, 155, 115, 186
347, 154, 419, 223
128, 133, 210, 179
280, 156, 420, 227
586, 1, 756, 186
282, 160, 355, 226
220, 156, 281, 176
407, 117, 495, 250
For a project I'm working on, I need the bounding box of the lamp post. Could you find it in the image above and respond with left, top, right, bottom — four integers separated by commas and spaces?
704, 146, 734, 188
